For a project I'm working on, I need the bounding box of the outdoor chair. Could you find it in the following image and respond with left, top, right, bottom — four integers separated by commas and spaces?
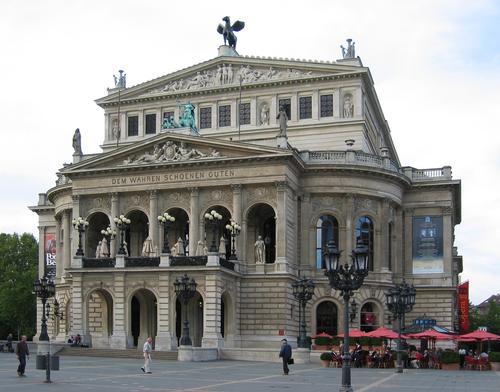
477, 357, 489, 371
464, 356, 477, 370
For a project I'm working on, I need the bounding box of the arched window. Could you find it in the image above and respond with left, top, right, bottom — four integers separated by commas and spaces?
356, 216, 374, 271
316, 301, 338, 336
360, 302, 380, 332
316, 215, 339, 269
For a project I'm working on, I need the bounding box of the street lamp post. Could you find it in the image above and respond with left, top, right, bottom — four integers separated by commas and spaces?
114, 215, 131, 255
100, 226, 117, 257
324, 239, 369, 392
72, 217, 89, 256
157, 212, 176, 254
292, 277, 315, 348
204, 210, 222, 252
385, 281, 416, 373
33, 276, 56, 383
174, 274, 197, 346
225, 219, 241, 260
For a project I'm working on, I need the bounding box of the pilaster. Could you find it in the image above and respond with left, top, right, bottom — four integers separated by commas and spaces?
231, 184, 242, 259
55, 217, 62, 279
149, 190, 159, 253
275, 181, 287, 263
202, 273, 224, 348
71, 195, 80, 258
189, 187, 200, 256
110, 273, 127, 348
403, 208, 414, 276
110, 193, 119, 257
63, 209, 71, 274
156, 274, 176, 350
343, 194, 355, 264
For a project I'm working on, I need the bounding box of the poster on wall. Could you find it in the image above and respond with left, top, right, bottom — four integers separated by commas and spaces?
412, 216, 444, 274
458, 281, 470, 333
44, 233, 57, 279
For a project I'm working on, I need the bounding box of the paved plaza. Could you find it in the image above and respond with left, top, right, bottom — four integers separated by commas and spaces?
0, 353, 498, 392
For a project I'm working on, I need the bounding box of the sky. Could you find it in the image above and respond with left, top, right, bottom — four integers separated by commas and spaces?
1, 0, 499, 304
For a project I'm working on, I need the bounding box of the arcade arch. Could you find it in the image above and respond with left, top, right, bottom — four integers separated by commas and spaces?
246, 203, 276, 263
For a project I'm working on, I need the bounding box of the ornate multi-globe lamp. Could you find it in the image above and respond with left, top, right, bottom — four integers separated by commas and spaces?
225, 218, 241, 260
100, 226, 117, 257
204, 210, 223, 252
292, 277, 315, 348
114, 215, 131, 255
157, 212, 176, 254
72, 216, 89, 256
173, 274, 198, 346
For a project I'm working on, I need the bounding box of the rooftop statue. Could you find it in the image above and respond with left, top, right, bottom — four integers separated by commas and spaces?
72, 128, 82, 155
217, 16, 245, 50
113, 69, 126, 88
341, 38, 355, 59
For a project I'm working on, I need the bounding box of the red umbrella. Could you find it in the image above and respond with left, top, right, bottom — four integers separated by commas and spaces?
312, 332, 333, 339
407, 328, 455, 340
458, 329, 500, 342
337, 329, 368, 338
366, 327, 409, 340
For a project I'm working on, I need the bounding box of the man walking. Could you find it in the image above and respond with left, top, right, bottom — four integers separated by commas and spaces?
279, 338, 292, 375
141, 337, 153, 374
15, 335, 29, 377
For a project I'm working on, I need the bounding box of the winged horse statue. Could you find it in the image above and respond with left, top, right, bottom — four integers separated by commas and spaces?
217, 16, 245, 50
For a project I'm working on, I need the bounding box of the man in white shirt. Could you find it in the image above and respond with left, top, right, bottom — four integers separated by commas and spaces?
141, 337, 153, 374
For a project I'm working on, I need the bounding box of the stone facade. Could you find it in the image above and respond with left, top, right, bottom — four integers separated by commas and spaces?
30, 46, 462, 351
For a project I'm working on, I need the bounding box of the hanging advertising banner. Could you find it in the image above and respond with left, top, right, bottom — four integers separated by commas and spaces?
412, 216, 444, 274
44, 233, 57, 279
458, 281, 470, 333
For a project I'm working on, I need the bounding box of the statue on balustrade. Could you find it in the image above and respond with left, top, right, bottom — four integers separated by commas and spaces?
254, 235, 265, 263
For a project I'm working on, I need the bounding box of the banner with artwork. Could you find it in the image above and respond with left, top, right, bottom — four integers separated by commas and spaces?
458, 281, 470, 333
412, 216, 444, 274
44, 233, 57, 279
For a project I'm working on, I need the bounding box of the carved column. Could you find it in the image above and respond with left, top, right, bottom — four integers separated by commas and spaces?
231, 184, 242, 259
62, 210, 71, 275
343, 194, 355, 264
55, 217, 62, 280
275, 181, 287, 263
189, 187, 199, 256
149, 190, 158, 253
110, 273, 127, 349
110, 193, 119, 257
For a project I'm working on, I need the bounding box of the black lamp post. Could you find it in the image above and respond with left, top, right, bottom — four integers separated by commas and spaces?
324, 239, 369, 392
292, 277, 315, 348
114, 214, 131, 255
174, 274, 197, 346
33, 276, 56, 383
72, 216, 89, 256
204, 210, 222, 252
158, 212, 176, 254
100, 226, 117, 257
385, 281, 416, 373
225, 219, 241, 260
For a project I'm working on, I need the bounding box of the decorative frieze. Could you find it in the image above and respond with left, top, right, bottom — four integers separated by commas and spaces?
311, 195, 343, 212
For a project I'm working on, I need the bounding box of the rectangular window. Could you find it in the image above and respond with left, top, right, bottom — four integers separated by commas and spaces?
200, 107, 212, 129
163, 111, 174, 121
299, 96, 312, 119
320, 94, 333, 117
278, 98, 291, 119
239, 102, 251, 125
218, 105, 231, 127
145, 114, 156, 134
127, 116, 138, 136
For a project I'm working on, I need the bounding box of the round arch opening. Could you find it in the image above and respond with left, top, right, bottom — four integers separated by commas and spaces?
246, 203, 276, 263
129, 289, 157, 348
126, 210, 149, 257
203, 205, 231, 259
175, 292, 204, 347
164, 207, 189, 255
360, 301, 380, 332
86, 212, 110, 257
316, 300, 338, 336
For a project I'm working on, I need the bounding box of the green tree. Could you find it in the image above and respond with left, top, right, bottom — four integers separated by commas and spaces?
0, 233, 38, 338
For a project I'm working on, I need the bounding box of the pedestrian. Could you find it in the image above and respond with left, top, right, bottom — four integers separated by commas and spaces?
141, 336, 153, 374
278, 338, 292, 375
6, 333, 13, 352
15, 335, 29, 377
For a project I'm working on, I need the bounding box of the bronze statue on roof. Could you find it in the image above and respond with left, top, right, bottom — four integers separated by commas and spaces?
217, 16, 245, 50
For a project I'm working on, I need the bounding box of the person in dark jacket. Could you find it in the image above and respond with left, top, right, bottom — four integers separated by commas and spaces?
15, 335, 29, 377
279, 339, 292, 375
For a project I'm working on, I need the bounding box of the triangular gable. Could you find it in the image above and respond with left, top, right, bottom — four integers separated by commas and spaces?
62, 132, 292, 175
96, 56, 367, 106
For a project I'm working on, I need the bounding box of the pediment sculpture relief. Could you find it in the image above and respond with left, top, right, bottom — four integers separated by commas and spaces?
146, 65, 315, 94
122, 141, 224, 165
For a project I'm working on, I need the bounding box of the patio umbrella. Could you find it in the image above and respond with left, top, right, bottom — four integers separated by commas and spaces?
366, 327, 409, 340
312, 332, 333, 339
458, 329, 500, 342
407, 328, 455, 340
337, 329, 368, 338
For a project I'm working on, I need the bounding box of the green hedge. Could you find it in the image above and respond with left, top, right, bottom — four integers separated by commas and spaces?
314, 337, 332, 346
489, 352, 500, 362
441, 351, 460, 364
320, 352, 333, 361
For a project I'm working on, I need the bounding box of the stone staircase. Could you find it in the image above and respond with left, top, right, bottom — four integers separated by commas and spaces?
58, 347, 178, 360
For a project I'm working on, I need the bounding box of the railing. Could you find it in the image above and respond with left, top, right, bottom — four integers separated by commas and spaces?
125, 257, 160, 267
219, 258, 235, 270
302, 151, 453, 182
170, 256, 208, 267
82, 257, 116, 268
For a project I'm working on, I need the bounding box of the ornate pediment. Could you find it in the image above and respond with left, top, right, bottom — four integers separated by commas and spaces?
142, 64, 318, 95
61, 133, 291, 174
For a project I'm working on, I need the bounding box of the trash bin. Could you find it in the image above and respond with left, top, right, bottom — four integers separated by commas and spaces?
35, 354, 60, 370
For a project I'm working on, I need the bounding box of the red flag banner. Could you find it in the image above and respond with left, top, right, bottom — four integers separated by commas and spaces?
458, 281, 470, 333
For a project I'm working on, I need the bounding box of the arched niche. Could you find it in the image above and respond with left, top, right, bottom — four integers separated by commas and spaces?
163, 207, 190, 255
86, 289, 113, 348
85, 212, 110, 257
175, 291, 204, 347
129, 288, 157, 348
125, 210, 149, 257
316, 300, 338, 336
246, 203, 276, 263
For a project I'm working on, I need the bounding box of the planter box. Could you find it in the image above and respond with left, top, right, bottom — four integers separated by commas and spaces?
321, 360, 330, 367
441, 363, 460, 371
491, 362, 500, 371
312, 345, 330, 351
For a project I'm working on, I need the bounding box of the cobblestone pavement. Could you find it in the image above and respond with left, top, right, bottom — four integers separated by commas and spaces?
0, 353, 498, 391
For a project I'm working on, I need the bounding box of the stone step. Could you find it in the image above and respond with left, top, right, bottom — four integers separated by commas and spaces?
58, 347, 178, 360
